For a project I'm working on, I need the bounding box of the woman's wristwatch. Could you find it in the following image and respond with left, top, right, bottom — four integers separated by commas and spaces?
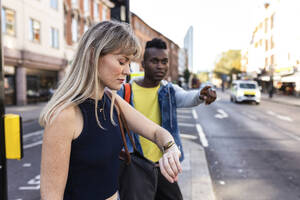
163, 141, 175, 152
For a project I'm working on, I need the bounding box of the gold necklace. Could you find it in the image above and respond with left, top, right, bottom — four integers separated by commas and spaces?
99, 95, 106, 121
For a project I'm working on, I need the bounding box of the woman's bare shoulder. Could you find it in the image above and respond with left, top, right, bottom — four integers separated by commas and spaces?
45, 104, 83, 139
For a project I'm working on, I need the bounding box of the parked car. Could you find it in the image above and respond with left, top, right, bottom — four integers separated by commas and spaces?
230, 80, 261, 105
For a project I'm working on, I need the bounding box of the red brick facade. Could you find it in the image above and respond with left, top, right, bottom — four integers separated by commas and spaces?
131, 13, 179, 82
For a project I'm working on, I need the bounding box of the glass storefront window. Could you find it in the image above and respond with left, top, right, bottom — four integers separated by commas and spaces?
4, 75, 15, 105
26, 69, 57, 104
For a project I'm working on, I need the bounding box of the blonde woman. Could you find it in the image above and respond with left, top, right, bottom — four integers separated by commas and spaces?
39, 21, 182, 200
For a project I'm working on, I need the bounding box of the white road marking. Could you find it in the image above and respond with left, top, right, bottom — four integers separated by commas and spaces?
219, 181, 226, 185
180, 134, 197, 140
23, 130, 43, 139
24, 140, 43, 149
281, 132, 300, 141
178, 122, 195, 127
196, 124, 208, 147
177, 115, 193, 119
241, 111, 257, 120
192, 109, 198, 119
267, 110, 293, 122
23, 163, 31, 167
277, 115, 293, 122
214, 109, 229, 119
177, 109, 192, 114
19, 175, 40, 190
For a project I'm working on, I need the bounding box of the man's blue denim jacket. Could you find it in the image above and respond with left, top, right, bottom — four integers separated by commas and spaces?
117, 78, 204, 162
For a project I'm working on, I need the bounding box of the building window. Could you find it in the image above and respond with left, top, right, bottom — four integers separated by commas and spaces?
50, 0, 58, 9
1, 7, 16, 36
50, 27, 59, 48
72, 17, 78, 42
29, 18, 41, 43
84, 0, 90, 13
271, 14, 275, 29
265, 39, 268, 51
259, 39, 262, 47
102, 6, 107, 21
271, 36, 274, 49
264, 18, 268, 33
94, 2, 99, 20
265, 57, 268, 67
271, 55, 274, 65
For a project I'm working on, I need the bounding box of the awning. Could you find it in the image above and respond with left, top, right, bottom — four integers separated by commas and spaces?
281, 72, 300, 83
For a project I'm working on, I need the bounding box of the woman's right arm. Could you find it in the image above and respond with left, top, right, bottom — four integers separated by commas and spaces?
40, 106, 82, 200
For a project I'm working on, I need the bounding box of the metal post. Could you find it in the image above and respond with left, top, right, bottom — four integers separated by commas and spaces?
0, 0, 8, 199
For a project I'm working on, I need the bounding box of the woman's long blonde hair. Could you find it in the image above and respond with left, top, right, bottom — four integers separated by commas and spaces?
39, 20, 141, 128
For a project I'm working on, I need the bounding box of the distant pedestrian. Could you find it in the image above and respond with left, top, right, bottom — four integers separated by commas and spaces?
39, 21, 181, 200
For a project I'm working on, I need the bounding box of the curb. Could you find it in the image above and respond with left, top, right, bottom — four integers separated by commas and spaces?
261, 97, 300, 107
178, 138, 216, 200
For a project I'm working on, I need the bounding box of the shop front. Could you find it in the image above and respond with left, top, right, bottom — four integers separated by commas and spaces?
4, 66, 16, 105
26, 68, 57, 104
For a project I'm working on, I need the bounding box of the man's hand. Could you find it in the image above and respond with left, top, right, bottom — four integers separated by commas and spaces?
200, 86, 217, 105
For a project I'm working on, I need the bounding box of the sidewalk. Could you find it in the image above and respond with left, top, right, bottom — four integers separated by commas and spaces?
178, 138, 216, 200
224, 89, 300, 107
261, 93, 300, 107
5, 102, 46, 123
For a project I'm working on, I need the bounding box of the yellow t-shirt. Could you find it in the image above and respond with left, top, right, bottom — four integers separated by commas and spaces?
132, 81, 163, 162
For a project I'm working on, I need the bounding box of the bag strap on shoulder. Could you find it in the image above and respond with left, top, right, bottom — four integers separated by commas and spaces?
124, 83, 131, 104
104, 90, 136, 164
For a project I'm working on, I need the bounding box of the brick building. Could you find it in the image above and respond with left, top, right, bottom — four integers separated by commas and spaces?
131, 13, 179, 82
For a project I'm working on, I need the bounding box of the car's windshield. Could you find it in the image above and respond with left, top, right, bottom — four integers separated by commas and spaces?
239, 83, 256, 89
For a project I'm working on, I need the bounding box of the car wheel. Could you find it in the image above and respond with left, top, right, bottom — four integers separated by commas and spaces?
256, 102, 260, 105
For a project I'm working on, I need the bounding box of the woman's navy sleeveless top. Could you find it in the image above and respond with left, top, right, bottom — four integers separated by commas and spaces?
64, 94, 123, 199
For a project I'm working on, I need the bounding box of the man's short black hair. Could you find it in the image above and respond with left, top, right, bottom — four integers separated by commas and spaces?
145, 38, 167, 50
144, 38, 167, 61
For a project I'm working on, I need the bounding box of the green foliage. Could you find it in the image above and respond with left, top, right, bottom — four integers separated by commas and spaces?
214, 50, 242, 75
183, 69, 191, 84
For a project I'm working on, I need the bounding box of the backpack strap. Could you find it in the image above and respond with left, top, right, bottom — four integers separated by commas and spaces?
124, 83, 131, 104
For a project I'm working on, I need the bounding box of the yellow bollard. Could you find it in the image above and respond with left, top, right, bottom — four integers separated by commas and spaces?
4, 114, 23, 160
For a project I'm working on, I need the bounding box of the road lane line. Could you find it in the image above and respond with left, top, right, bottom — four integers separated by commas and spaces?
23, 163, 31, 167
23, 130, 43, 138
24, 140, 43, 149
196, 124, 208, 147
192, 109, 198, 119
180, 134, 197, 140
281, 132, 300, 141
277, 115, 293, 122
178, 122, 195, 127
267, 110, 293, 122
177, 115, 193, 119
177, 110, 192, 114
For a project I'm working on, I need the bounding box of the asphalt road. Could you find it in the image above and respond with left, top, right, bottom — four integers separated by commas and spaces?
198, 91, 300, 200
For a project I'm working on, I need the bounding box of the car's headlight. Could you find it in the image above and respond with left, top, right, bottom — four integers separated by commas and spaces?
237, 90, 244, 97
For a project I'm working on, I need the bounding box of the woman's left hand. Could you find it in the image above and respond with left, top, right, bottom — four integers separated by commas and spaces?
158, 144, 182, 183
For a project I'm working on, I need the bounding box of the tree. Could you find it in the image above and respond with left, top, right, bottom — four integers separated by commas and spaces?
214, 50, 241, 76
183, 69, 191, 84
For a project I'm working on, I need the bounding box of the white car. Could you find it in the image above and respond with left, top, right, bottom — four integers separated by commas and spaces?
230, 80, 261, 105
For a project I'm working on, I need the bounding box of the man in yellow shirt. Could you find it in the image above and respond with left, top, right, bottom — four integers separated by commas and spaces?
119, 38, 216, 200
